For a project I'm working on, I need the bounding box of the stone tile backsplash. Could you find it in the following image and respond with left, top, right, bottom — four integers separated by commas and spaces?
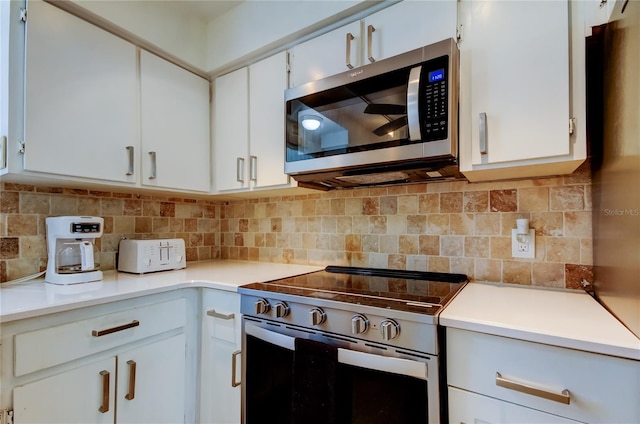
0, 164, 593, 289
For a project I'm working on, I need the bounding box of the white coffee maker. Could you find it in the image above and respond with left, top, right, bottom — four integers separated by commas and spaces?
45, 216, 104, 285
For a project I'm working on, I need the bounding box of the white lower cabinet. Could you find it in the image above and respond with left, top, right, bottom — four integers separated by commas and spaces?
1, 292, 194, 424
13, 333, 185, 424
448, 387, 580, 424
199, 289, 241, 424
446, 328, 640, 423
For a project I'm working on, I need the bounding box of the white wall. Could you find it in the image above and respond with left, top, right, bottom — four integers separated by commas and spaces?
73, 0, 208, 69
204, 0, 373, 74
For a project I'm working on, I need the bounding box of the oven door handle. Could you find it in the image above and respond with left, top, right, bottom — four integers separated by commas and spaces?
245, 322, 427, 381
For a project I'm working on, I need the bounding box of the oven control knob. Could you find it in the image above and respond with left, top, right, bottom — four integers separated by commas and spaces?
309, 308, 326, 326
274, 302, 290, 318
254, 298, 271, 315
351, 314, 369, 334
380, 319, 400, 341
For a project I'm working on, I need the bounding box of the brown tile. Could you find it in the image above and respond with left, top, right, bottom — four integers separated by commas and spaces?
407, 215, 426, 234
388, 254, 406, 270
143, 201, 161, 217
0, 238, 19, 259
419, 235, 439, 256
20, 193, 50, 214
440, 192, 462, 213
160, 202, 175, 217
362, 197, 379, 215
345, 234, 362, 252
135, 217, 152, 233
428, 256, 450, 273
426, 214, 449, 235
565, 264, 593, 291
0, 191, 19, 213
490, 237, 512, 260
399, 235, 418, 254
450, 213, 474, 235
78, 197, 101, 216
490, 189, 517, 212
8, 215, 38, 236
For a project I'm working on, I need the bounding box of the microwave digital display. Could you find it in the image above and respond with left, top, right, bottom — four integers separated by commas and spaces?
428, 68, 445, 83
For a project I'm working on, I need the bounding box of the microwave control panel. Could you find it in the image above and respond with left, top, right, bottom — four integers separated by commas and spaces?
421, 56, 449, 142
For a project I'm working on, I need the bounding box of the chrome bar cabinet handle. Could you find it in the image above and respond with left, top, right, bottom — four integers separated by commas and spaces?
367, 25, 376, 63
479, 112, 488, 155
207, 309, 235, 320
92, 320, 140, 337
148, 151, 157, 179
495, 372, 570, 405
125, 360, 137, 400
125, 145, 134, 176
249, 155, 257, 182
231, 350, 241, 387
1, 136, 7, 168
99, 370, 110, 413
236, 157, 245, 183
345, 32, 355, 69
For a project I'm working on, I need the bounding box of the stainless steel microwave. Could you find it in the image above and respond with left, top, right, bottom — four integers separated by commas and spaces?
284, 38, 464, 190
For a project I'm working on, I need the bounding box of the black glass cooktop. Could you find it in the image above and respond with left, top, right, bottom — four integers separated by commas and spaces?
240, 266, 468, 315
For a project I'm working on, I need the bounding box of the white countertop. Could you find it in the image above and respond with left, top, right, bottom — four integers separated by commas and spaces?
0, 260, 322, 323
440, 282, 640, 361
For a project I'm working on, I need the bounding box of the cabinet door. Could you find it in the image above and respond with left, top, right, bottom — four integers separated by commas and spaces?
23, 0, 138, 183
200, 290, 241, 424
458, 1, 578, 178
13, 357, 116, 424
213, 67, 249, 191
248, 51, 290, 189
117, 333, 186, 424
0, 0, 8, 175
448, 387, 581, 424
140, 51, 211, 192
289, 21, 361, 88
364, 0, 457, 63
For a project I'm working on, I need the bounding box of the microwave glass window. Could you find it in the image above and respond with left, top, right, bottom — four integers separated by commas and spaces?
286, 55, 449, 163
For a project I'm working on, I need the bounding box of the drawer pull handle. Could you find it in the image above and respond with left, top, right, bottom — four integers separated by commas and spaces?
495, 372, 570, 405
99, 370, 110, 413
125, 360, 136, 400
231, 350, 241, 388
479, 112, 488, 155
345, 32, 355, 69
92, 320, 140, 337
207, 309, 235, 320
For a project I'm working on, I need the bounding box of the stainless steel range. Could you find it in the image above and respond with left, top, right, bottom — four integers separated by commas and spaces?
238, 266, 468, 424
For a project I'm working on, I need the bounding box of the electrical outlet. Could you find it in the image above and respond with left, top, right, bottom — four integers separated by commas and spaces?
511, 229, 535, 258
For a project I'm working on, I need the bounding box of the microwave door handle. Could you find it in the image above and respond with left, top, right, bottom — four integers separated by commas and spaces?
406, 66, 422, 141
337, 348, 428, 381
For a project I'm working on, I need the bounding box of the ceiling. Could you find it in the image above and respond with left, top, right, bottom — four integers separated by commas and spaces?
172, 0, 245, 19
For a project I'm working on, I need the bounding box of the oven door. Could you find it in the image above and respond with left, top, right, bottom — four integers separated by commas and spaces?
242, 319, 441, 424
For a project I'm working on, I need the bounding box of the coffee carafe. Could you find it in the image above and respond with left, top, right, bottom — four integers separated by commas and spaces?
45, 216, 104, 284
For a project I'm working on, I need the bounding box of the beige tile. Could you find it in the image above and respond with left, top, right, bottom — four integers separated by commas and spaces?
451, 257, 474, 279
428, 256, 450, 273
502, 261, 532, 285
545, 237, 580, 263
464, 236, 490, 258
441, 236, 463, 257
490, 236, 512, 260
399, 235, 418, 255
450, 213, 474, 235
474, 213, 501, 236
418, 193, 440, 214
532, 262, 565, 288
550, 186, 585, 211
530, 212, 563, 236
565, 211, 592, 238
380, 235, 398, 254
426, 214, 449, 235
519, 187, 549, 212
398, 195, 418, 214
440, 192, 462, 213
475, 259, 501, 282
463, 191, 488, 213
419, 235, 440, 256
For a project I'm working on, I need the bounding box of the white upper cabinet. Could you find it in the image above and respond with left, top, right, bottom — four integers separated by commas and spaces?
23, 0, 139, 184
0, 0, 10, 176
214, 51, 291, 192
248, 51, 290, 189
289, 0, 457, 88
458, 0, 587, 181
214, 67, 250, 192
140, 51, 210, 193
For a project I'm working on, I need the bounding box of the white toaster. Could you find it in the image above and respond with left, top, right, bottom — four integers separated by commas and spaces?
118, 238, 186, 274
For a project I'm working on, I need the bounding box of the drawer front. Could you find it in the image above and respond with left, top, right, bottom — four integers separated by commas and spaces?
15, 298, 186, 376
447, 328, 640, 423
448, 387, 581, 424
